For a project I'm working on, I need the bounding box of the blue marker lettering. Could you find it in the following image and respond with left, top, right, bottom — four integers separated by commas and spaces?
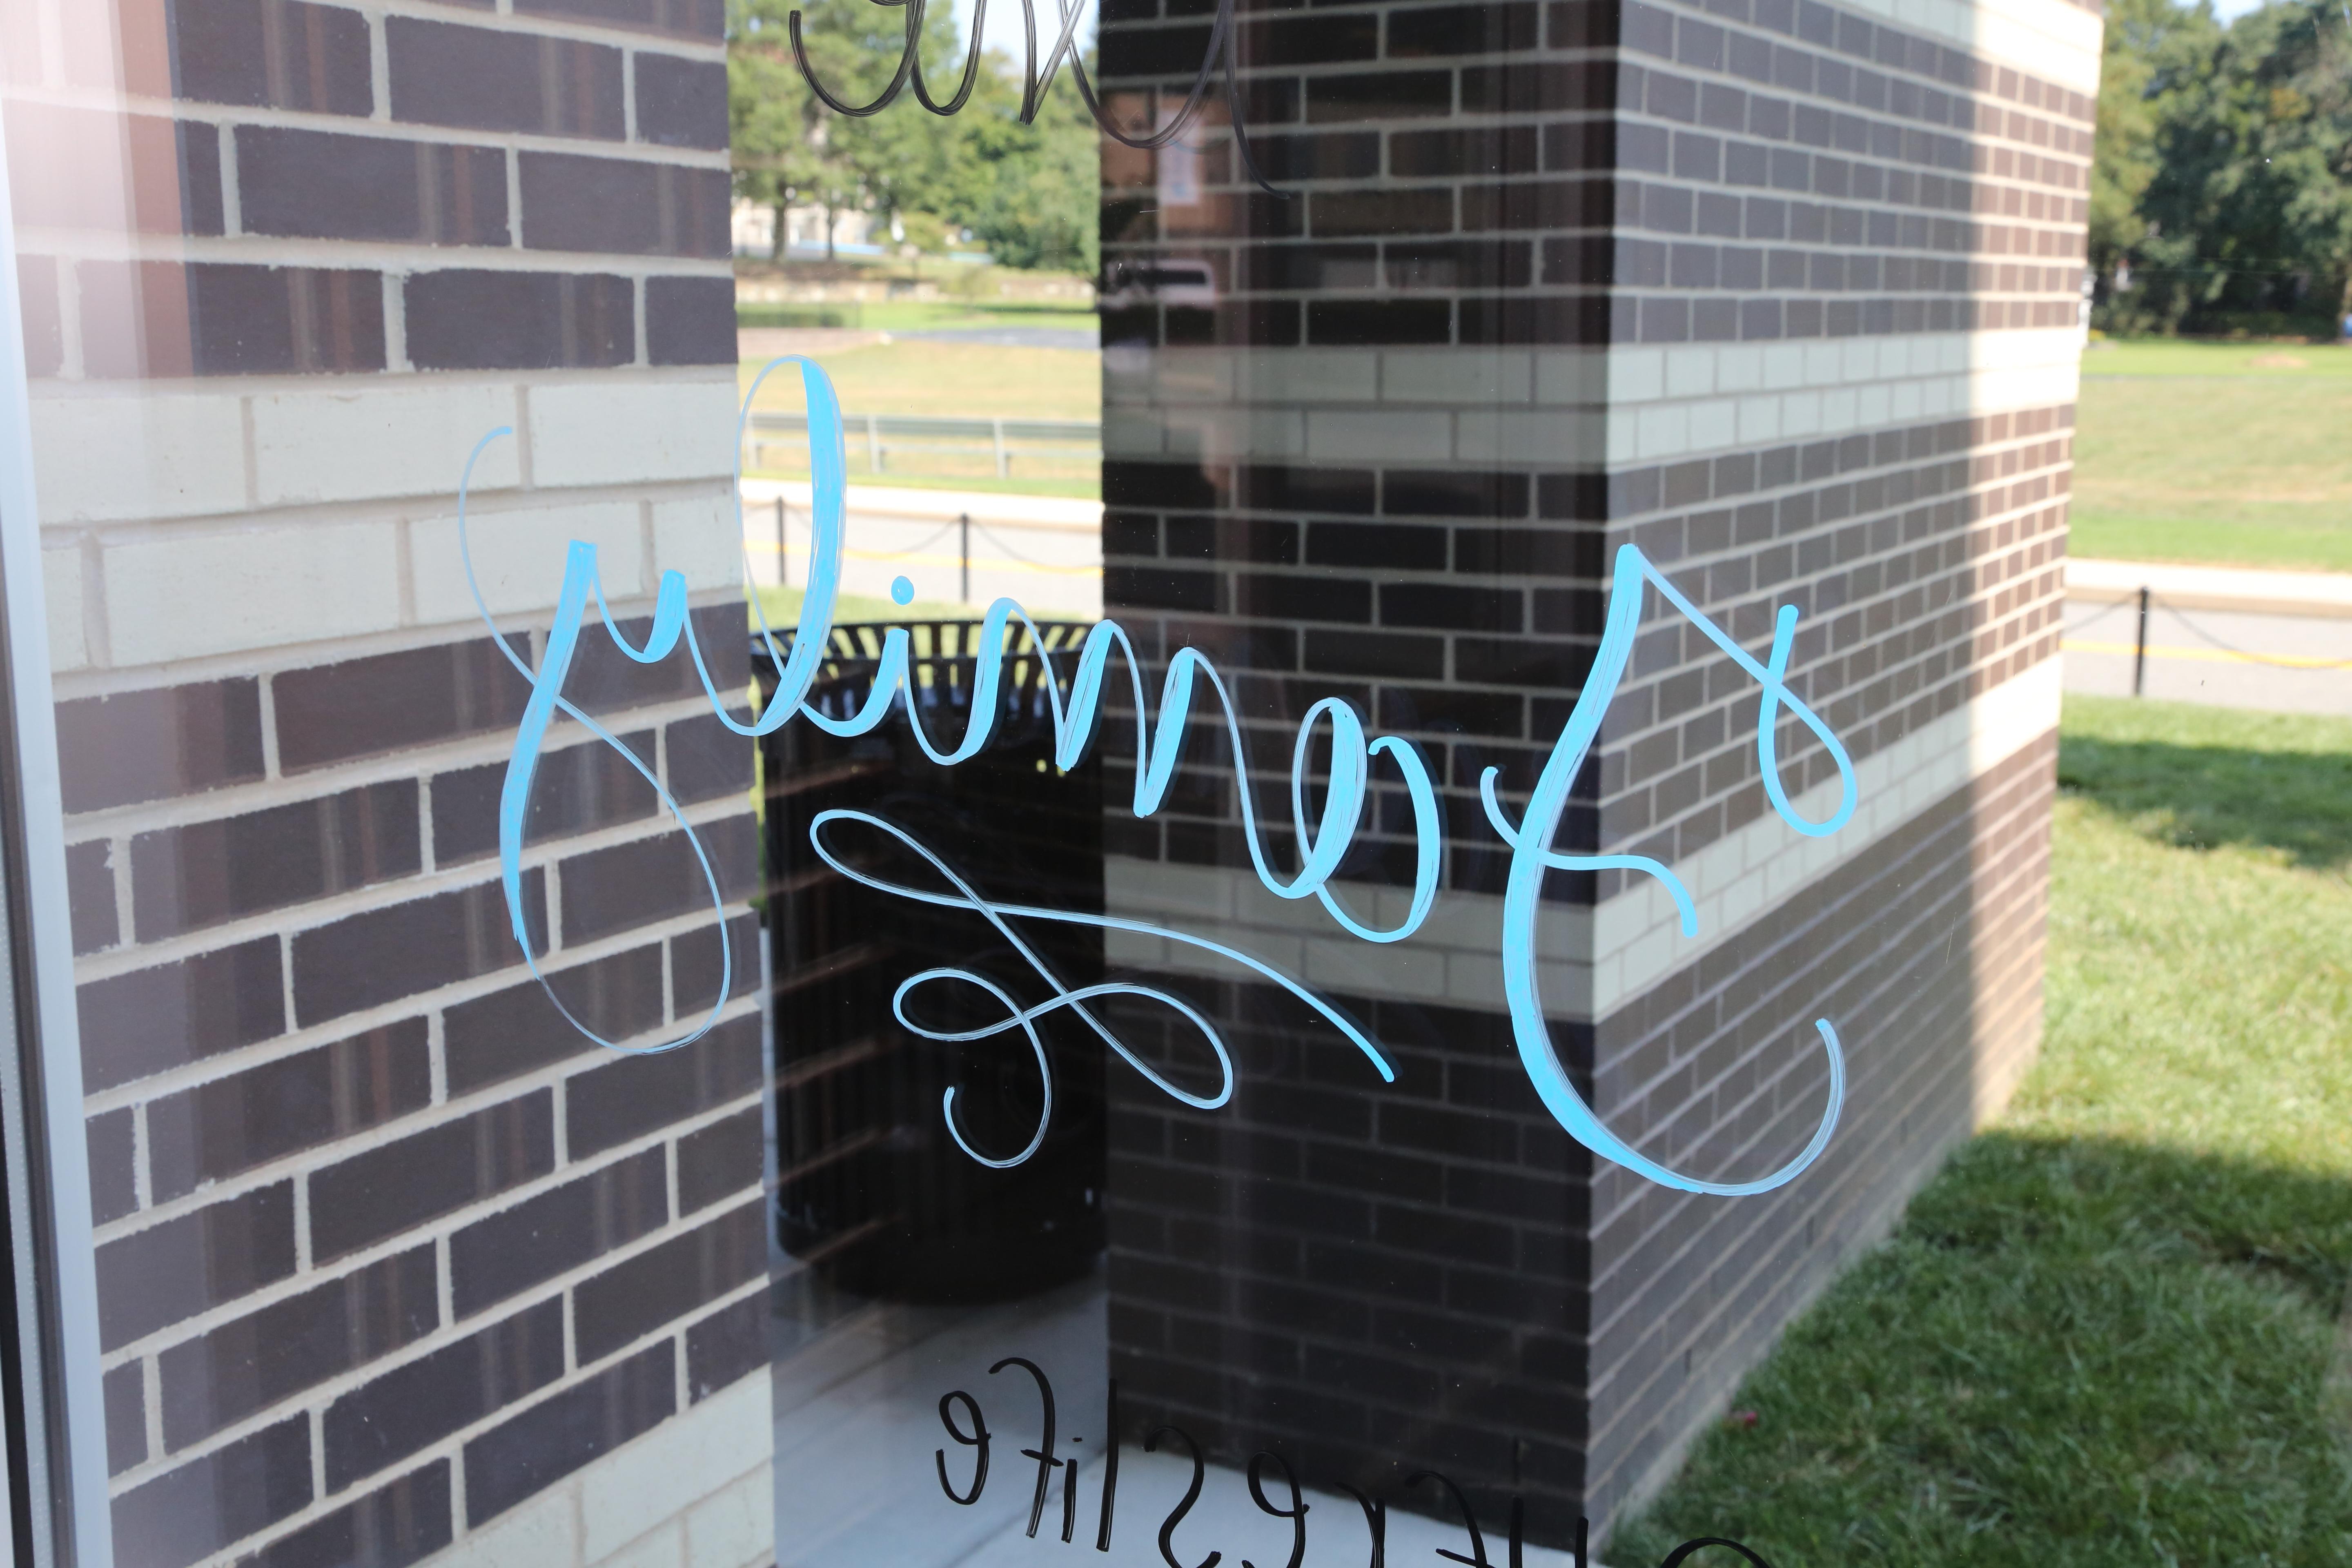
462, 359, 1857, 1195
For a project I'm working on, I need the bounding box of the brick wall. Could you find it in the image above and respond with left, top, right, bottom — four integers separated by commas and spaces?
2, 2, 771, 1566
1095, 0, 2090, 1541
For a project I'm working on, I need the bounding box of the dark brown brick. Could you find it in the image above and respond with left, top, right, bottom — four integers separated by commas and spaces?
573, 1199, 759, 1363
632, 52, 727, 147
1310, 187, 1455, 237
1391, 126, 1543, 179
646, 274, 734, 364
323, 1300, 565, 1490
564, 604, 741, 707
133, 782, 420, 942
516, 153, 727, 256
104, 1360, 144, 1474
308, 1093, 555, 1263
78, 937, 286, 1092
1099, 19, 1216, 76
274, 638, 531, 773
66, 837, 117, 954
554, 810, 755, 945
290, 872, 545, 1026
685, 1290, 765, 1400
95, 1183, 296, 1351
1306, 299, 1452, 345
662, 709, 753, 804
1306, 70, 1454, 122
404, 270, 633, 370
148, 1020, 433, 1201
429, 728, 657, 868
513, 0, 724, 38
668, 910, 757, 1019
387, 17, 623, 137
233, 1461, 452, 1568
238, 127, 509, 245
461, 1339, 674, 1525
87, 1108, 136, 1225
564, 1010, 760, 1158
1303, 629, 1446, 680
55, 678, 263, 814
676, 1102, 759, 1214
113, 1416, 311, 1568
1235, 572, 1373, 623
1386, 469, 1532, 519
80, 261, 385, 378
170, 0, 373, 115
159, 1246, 438, 1448
1250, 131, 1381, 183
449, 1147, 666, 1318
442, 943, 665, 1094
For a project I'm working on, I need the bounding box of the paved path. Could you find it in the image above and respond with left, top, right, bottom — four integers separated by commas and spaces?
2063, 557, 2352, 716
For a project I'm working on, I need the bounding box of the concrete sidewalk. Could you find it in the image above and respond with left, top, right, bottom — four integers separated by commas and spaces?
2064, 557, 2352, 715
2068, 556, 2352, 619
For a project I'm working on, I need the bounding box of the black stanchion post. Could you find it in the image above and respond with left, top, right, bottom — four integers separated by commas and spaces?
2133, 585, 2150, 697
960, 511, 971, 603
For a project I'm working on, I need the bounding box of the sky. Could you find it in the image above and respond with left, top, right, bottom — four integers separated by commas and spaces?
947, 0, 1095, 75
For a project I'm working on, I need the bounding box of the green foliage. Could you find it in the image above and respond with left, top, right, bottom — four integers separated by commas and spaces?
1610, 696, 2352, 1568
728, 0, 1100, 272
2096, 0, 2352, 335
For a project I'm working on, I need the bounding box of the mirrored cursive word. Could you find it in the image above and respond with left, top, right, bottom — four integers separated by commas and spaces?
461, 356, 1859, 1196
784, 0, 1291, 194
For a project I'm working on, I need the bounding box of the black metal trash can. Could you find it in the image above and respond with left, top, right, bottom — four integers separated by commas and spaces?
754, 620, 1107, 1304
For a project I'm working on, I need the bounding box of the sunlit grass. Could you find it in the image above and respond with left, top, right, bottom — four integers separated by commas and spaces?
1610, 696, 2352, 1567
2072, 340, 2352, 571
737, 341, 1099, 421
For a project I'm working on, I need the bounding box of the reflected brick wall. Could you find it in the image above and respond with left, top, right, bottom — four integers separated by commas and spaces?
4, 2, 768, 1566
1097, 0, 2091, 1540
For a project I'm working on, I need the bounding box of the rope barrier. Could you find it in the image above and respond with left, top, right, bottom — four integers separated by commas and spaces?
2154, 597, 2352, 671
2068, 588, 2352, 673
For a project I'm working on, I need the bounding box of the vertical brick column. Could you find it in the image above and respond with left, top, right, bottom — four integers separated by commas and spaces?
1569, 0, 2091, 1520
4, 3, 771, 1567
1095, 0, 2094, 1540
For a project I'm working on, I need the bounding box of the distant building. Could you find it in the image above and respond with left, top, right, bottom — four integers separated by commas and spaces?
731, 199, 882, 260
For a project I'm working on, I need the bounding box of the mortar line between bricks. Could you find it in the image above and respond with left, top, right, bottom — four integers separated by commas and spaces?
6, 85, 732, 163
58, 689, 735, 840
364, 0, 732, 58
76, 921, 758, 1116
94, 1089, 766, 1369
68, 792, 753, 984
105, 1238, 769, 1513
48, 584, 740, 704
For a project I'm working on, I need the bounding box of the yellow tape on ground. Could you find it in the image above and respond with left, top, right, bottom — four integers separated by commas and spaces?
2062, 638, 2349, 670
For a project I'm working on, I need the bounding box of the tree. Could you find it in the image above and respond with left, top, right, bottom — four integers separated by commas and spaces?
2100, 0, 2352, 333
959, 63, 1101, 274
731, 0, 1104, 272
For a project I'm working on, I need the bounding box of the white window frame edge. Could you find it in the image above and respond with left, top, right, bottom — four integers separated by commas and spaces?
0, 103, 115, 1568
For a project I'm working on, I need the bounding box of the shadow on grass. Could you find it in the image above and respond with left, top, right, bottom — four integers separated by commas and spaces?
2058, 696, 2352, 871
1609, 1132, 2352, 1568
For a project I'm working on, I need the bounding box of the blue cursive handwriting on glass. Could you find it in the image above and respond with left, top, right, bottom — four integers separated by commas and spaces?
457, 358, 1858, 1197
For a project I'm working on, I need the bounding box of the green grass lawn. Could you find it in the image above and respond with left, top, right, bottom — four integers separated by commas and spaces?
2072, 339, 2352, 571
1610, 695, 2352, 1567
737, 338, 1104, 498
